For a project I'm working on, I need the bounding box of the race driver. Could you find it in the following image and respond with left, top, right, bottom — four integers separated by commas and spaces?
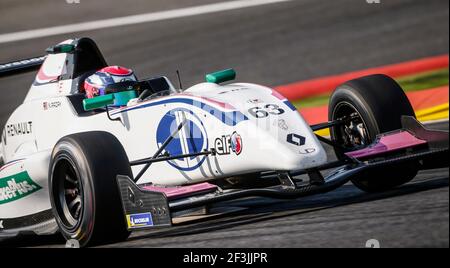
83, 65, 139, 106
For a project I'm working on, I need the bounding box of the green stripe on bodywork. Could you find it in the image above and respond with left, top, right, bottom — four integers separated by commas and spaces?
0, 171, 42, 205
83, 94, 115, 111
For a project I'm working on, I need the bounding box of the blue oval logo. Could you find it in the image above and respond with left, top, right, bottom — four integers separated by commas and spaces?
156, 108, 208, 171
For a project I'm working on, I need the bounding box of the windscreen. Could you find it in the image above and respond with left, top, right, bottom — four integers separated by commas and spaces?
140, 76, 177, 100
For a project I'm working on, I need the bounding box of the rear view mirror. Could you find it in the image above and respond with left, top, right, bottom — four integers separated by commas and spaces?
206, 69, 236, 84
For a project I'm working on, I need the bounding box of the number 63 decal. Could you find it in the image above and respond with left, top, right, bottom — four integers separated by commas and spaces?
248, 104, 285, 118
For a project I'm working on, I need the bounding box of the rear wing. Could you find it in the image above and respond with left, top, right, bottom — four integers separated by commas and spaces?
0, 56, 46, 78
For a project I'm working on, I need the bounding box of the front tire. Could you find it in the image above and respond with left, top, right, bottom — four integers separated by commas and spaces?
49, 131, 132, 247
329, 74, 418, 192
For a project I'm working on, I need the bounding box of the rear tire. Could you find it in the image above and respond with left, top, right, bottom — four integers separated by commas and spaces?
328, 74, 418, 192
49, 131, 132, 247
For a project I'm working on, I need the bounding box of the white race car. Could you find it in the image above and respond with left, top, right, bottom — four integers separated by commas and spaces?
0, 38, 448, 247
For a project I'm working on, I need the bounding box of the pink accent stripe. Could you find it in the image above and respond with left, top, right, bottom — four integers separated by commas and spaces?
36, 68, 59, 83
275, 54, 449, 100
345, 131, 427, 159
114, 93, 237, 113
197, 96, 236, 110
142, 182, 217, 200
179, 93, 237, 110
270, 89, 286, 100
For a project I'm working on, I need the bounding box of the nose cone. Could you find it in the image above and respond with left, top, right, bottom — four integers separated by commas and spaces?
250, 132, 328, 171
273, 142, 328, 170
184, 82, 328, 174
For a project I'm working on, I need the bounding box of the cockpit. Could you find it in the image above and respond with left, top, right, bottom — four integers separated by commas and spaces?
63, 38, 177, 115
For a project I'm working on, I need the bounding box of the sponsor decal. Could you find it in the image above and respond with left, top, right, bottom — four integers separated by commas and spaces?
43, 101, 61, 110
0, 171, 42, 205
287, 133, 306, 146
299, 148, 316, 154
247, 99, 263, 104
6, 122, 33, 137
126, 212, 154, 229
230, 132, 243, 155
156, 108, 209, 171
277, 119, 288, 130
214, 131, 243, 155
248, 104, 285, 118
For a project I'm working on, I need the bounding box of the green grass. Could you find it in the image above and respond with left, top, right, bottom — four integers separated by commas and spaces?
291, 94, 330, 108
292, 68, 449, 108
396, 68, 449, 92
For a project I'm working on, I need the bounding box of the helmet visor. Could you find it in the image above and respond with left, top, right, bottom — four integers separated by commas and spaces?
103, 81, 140, 94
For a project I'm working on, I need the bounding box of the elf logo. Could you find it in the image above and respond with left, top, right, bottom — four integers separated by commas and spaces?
214, 132, 243, 155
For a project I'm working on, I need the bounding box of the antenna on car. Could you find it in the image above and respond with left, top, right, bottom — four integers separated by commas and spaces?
176, 70, 183, 90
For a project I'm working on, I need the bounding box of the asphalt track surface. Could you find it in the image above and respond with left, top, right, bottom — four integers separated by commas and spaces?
0, 0, 448, 247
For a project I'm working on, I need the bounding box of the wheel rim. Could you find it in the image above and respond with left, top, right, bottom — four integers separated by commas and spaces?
332, 102, 371, 151
52, 157, 84, 231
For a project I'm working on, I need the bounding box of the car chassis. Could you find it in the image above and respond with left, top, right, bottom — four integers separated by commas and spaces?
117, 115, 448, 229
0, 38, 448, 243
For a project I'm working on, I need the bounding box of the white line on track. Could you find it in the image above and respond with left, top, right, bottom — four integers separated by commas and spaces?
423, 118, 449, 125
0, 0, 291, 44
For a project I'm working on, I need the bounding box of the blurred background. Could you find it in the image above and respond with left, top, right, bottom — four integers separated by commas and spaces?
0, 0, 448, 247
0, 0, 448, 129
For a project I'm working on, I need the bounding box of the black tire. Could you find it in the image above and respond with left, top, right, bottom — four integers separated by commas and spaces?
49, 131, 132, 247
328, 74, 418, 192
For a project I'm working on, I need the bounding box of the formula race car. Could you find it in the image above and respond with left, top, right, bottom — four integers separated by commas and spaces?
0, 38, 448, 247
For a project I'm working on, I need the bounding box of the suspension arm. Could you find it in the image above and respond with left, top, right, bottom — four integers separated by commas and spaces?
133, 119, 187, 182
